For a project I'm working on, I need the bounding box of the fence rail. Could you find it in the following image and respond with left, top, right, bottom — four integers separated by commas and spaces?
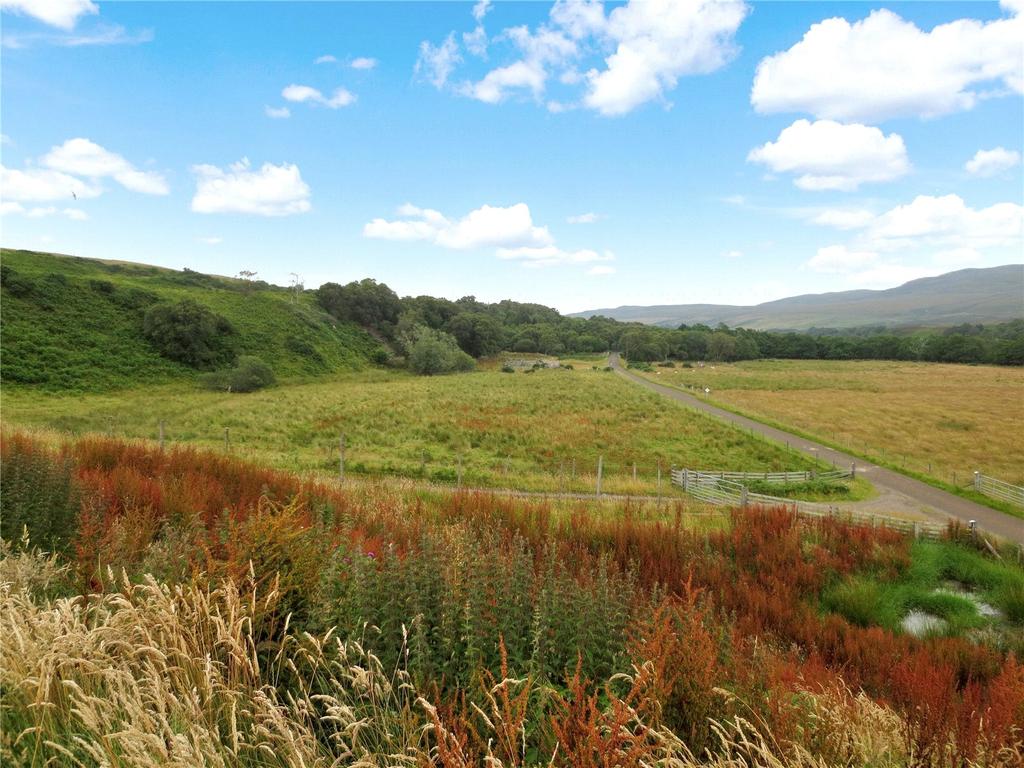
975, 472, 1024, 507
688, 468, 853, 484
671, 468, 944, 540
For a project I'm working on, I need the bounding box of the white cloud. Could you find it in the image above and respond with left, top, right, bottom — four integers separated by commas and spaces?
807, 244, 879, 274
0, 0, 96, 30
472, 0, 492, 23
351, 56, 377, 70
416, 33, 461, 88
846, 263, 945, 287
965, 147, 1021, 177
0, 164, 100, 201
265, 105, 291, 119
364, 200, 611, 271
567, 211, 599, 224
811, 208, 876, 230
867, 194, 1023, 250
751, 6, 1024, 122
747, 119, 909, 191
497, 245, 614, 268
42, 138, 169, 194
315, 54, 337, 64
419, 0, 746, 114
588, 265, 616, 276
584, 0, 748, 116
190, 158, 311, 216
281, 84, 355, 109
0, 201, 88, 219
364, 202, 553, 250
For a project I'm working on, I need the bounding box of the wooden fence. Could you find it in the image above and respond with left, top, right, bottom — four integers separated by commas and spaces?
670, 468, 944, 540
685, 468, 854, 484
975, 472, 1024, 507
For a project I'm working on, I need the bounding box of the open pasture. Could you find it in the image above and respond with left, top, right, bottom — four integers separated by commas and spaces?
638, 359, 1024, 488
0, 366, 826, 496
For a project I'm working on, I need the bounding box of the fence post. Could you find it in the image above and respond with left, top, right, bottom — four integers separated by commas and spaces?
596, 455, 603, 497
632, 462, 637, 481
851, 462, 856, 480
682, 468, 689, 493
158, 420, 165, 451
339, 435, 346, 482
974, 471, 981, 492
740, 486, 748, 509
913, 522, 920, 540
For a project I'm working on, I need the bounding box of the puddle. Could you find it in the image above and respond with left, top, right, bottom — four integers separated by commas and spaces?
937, 581, 1003, 619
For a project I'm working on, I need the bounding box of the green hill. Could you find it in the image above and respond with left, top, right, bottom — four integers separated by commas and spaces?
0, 249, 384, 392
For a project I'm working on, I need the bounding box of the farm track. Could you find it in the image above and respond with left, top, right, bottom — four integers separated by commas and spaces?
611, 353, 1024, 545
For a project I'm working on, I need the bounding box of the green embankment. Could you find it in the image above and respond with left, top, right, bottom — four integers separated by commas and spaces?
0, 249, 383, 392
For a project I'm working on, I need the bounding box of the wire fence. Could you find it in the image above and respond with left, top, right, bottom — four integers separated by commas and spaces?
671, 468, 945, 540
974, 472, 1024, 508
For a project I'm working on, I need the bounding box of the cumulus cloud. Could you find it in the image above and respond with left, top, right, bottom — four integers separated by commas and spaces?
472, 0, 492, 23
0, 0, 96, 30
567, 212, 599, 224
417, 0, 748, 115
265, 105, 291, 119
751, 5, 1024, 122
315, 54, 337, 64
350, 56, 377, 70
42, 138, 169, 194
364, 202, 553, 250
867, 194, 1022, 250
191, 158, 311, 216
965, 147, 1021, 177
0, 164, 100, 201
747, 119, 909, 191
364, 201, 611, 270
282, 84, 355, 108
583, 0, 748, 116
416, 33, 461, 88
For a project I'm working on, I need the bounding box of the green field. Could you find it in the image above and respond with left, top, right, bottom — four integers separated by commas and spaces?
1, 364, 834, 496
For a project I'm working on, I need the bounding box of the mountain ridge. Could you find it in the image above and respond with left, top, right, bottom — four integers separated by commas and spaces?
571, 265, 1024, 330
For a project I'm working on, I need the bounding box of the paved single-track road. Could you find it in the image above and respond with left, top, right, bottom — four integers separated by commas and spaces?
610, 353, 1024, 545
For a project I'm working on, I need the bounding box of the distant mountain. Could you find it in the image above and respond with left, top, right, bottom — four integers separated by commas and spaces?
571, 265, 1024, 330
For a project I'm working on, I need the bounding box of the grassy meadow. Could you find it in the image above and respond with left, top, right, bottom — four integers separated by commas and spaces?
1, 363, 832, 497
636, 359, 1024, 489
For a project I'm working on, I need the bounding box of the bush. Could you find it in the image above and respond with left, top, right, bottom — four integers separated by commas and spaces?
501, 364, 515, 373
143, 299, 237, 369
200, 356, 276, 393
407, 326, 475, 375
0, 436, 79, 552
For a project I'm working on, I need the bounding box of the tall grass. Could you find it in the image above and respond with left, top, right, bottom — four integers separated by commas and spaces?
1, 431, 1022, 766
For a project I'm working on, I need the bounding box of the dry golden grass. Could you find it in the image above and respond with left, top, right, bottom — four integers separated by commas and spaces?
642, 360, 1024, 487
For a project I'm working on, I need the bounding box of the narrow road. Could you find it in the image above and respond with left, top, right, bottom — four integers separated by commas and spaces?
610, 353, 1024, 545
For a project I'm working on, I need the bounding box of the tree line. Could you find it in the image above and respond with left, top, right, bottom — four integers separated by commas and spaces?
315, 278, 1024, 368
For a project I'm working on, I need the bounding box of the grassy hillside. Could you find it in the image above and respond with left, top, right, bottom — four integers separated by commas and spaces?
0, 249, 383, 392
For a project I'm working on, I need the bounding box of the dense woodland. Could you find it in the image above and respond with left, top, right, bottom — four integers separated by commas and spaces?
314, 278, 1024, 367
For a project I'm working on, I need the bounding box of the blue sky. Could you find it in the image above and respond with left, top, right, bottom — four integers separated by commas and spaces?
2, 0, 1022, 313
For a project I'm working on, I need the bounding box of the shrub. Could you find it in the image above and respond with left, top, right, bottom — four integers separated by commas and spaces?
407, 326, 475, 375
0, 435, 79, 552
501, 364, 515, 373
142, 299, 237, 369
200, 356, 276, 393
